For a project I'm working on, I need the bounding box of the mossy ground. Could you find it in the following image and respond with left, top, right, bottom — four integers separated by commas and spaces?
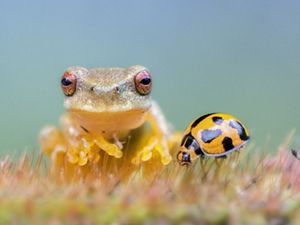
0, 135, 300, 225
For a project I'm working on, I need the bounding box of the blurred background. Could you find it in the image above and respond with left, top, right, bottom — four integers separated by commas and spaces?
0, 0, 299, 155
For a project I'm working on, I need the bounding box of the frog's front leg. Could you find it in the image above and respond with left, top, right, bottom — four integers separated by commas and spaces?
39, 125, 67, 173
132, 101, 173, 165
61, 114, 123, 166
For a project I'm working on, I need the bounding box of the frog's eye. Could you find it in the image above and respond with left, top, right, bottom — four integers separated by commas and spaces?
134, 70, 152, 95
61, 72, 77, 96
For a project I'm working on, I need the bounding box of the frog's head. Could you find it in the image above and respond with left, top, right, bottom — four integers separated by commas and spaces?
60, 65, 153, 132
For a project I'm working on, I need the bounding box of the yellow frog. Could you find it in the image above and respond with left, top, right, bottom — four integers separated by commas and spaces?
40, 65, 177, 179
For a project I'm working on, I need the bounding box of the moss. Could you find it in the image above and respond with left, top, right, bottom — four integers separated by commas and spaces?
0, 141, 300, 224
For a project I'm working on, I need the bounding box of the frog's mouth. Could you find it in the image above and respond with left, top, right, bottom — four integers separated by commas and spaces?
64, 96, 152, 114
69, 108, 150, 134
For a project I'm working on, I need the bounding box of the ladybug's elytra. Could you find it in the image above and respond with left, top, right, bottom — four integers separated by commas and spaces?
177, 113, 250, 165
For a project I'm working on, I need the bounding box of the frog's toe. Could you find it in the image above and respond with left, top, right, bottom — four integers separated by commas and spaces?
88, 150, 101, 163
67, 151, 79, 164
141, 150, 153, 162
67, 142, 101, 166
78, 150, 89, 166
154, 140, 172, 165
131, 144, 155, 165
94, 136, 123, 158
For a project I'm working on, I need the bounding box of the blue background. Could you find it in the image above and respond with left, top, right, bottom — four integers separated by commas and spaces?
0, 0, 299, 154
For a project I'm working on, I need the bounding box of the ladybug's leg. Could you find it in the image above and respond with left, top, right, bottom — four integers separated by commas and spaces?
233, 150, 241, 162
214, 157, 227, 179
200, 157, 207, 175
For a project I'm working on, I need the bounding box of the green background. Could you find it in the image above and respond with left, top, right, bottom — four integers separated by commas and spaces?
0, 0, 299, 155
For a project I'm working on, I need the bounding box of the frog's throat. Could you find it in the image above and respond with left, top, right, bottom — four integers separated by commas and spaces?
68, 108, 150, 134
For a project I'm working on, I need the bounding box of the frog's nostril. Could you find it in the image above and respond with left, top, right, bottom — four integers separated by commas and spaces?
90, 86, 96, 92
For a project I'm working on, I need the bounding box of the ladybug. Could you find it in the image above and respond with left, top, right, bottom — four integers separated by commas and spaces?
177, 113, 250, 165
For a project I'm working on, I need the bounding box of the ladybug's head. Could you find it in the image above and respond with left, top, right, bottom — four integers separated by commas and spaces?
177, 151, 191, 166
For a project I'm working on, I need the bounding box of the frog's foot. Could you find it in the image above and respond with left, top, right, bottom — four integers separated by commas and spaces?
132, 136, 172, 165
94, 135, 123, 159
39, 125, 65, 156
66, 135, 123, 166
67, 145, 101, 166
67, 137, 101, 166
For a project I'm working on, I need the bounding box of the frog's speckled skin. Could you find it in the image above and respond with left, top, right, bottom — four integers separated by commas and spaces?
64, 65, 152, 113
40, 65, 175, 178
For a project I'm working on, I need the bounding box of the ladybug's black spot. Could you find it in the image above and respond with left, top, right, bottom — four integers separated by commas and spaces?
184, 135, 194, 149
222, 137, 235, 152
191, 113, 216, 128
201, 129, 222, 143
194, 146, 204, 156
181, 133, 190, 147
181, 134, 188, 146
229, 120, 249, 141
181, 133, 204, 156
212, 116, 223, 125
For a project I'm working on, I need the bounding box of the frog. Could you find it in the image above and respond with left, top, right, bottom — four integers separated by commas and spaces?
39, 65, 175, 178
